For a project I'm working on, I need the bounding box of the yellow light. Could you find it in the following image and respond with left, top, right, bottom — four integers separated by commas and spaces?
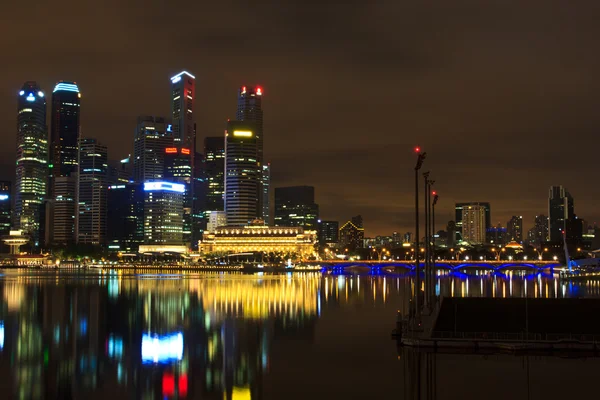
233, 130, 253, 137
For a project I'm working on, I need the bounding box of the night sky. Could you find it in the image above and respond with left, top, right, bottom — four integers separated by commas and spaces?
2, 1, 600, 236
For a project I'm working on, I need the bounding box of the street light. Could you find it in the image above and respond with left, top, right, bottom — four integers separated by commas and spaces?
414, 147, 426, 317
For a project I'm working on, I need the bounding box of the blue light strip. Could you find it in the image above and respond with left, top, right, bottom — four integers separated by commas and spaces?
170, 71, 195, 83
53, 82, 80, 93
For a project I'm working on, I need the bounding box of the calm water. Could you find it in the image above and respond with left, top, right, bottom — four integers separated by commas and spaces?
0, 269, 599, 399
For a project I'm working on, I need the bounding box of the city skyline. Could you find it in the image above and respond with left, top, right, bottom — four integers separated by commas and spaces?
2, 2, 600, 236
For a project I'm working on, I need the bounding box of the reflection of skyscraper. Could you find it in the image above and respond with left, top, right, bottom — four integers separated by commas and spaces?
224, 121, 260, 226
76, 138, 108, 245
15, 82, 48, 247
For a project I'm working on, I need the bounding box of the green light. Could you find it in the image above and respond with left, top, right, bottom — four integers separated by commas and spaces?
49, 164, 53, 168
44, 348, 49, 365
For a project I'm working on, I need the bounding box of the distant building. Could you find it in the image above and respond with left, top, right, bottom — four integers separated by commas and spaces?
224, 121, 261, 226
108, 156, 131, 185
262, 163, 271, 225
171, 71, 196, 153
50, 176, 77, 246
339, 220, 364, 250
488, 223, 507, 246
164, 146, 193, 246
204, 136, 225, 211
76, 139, 108, 246
107, 183, 144, 252
506, 216, 523, 242
318, 220, 339, 245
201, 224, 316, 258
15, 82, 48, 248
351, 215, 364, 229
461, 204, 486, 244
455, 202, 491, 243
529, 215, 549, 245
274, 186, 319, 230
446, 221, 456, 247
143, 182, 184, 245
133, 116, 173, 182
548, 186, 574, 242
0, 182, 11, 238
206, 211, 227, 232
50, 81, 81, 185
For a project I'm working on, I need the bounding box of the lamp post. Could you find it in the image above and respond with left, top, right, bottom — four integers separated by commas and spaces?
423, 171, 430, 310
431, 190, 438, 305
414, 147, 426, 317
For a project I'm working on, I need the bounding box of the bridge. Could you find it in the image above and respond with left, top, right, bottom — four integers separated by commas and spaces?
303, 260, 561, 274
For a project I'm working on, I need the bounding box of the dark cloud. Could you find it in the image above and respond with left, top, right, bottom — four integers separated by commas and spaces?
1, 1, 600, 235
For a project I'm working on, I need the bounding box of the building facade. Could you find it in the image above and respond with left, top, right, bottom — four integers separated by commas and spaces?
506, 216, 523, 242
237, 86, 268, 222
133, 116, 173, 182
207, 211, 227, 232
76, 139, 108, 245
262, 163, 271, 225
107, 183, 144, 252
318, 220, 339, 245
204, 136, 225, 211
548, 186, 574, 242
455, 202, 491, 243
50, 81, 80, 190
224, 121, 261, 226
171, 71, 196, 151
15, 82, 48, 248
50, 176, 77, 246
202, 224, 317, 258
338, 220, 364, 250
164, 146, 193, 245
143, 182, 184, 245
274, 186, 319, 230
461, 204, 486, 244
0, 182, 11, 239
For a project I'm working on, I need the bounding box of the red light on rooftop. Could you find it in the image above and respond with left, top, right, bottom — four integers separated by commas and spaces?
165, 148, 177, 154
181, 148, 190, 155
241, 86, 246, 94
256, 87, 262, 95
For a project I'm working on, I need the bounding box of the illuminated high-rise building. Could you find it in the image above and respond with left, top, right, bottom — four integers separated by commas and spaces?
171, 71, 196, 150
461, 204, 486, 244
0, 181, 11, 238
548, 186, 574, 242
51, 176, 77, 246
274, 186, 319, 230
107, 183, 144, 252
224, 121, 261, 226
506, 215, 523, 242
50, 81, 80, 185
143, 182, 185, 244
76, 138, 108, 245
133, 116, 173, 182
164, 146, 192, 244
318, 220, 339, 245
455, 202, 491, 243
237, 86, 268, 221
15, 82, 48, 247
204, 136, 225, 211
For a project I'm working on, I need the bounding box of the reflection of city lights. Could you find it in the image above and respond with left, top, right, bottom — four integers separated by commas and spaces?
232, 386, 251, 400
0, 321, 4, 351
142, 332, 183, 364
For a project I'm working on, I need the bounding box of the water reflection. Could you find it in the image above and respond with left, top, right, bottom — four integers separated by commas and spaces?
0, 270, 597, 399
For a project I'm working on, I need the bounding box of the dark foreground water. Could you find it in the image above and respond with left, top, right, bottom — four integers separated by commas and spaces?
0, 269, 599, 399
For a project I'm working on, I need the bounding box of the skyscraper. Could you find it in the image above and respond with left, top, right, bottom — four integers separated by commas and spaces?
318, 220, 339, 245
455, 202, 491, 243
48, 81, 80, 247
76, 138, 108, 245
0, 181, 11, 238
133, 116, 173, 182
461, 204, 486, 244
339, 220, 364, 250
548, 186, 574, 242
237, 86, 268, 221
224, 121, 261, 226
164, 146, 192, 245
262, 163, 271, 224
532, 215, 549, 244
50, 81, 80, 187
506, 216, 523, 242
274, 186, 319, 229
143, 182, 184, 244
204, 136, 225, 211
171, 71, 196, 151
107, 183, 144, 252
15, 82, 48, 247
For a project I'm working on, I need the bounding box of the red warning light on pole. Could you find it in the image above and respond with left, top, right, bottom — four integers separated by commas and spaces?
432, 191, 437, 195
414, 146, 421, 153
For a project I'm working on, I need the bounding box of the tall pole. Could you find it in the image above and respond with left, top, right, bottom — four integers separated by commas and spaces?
414, 148, 426, 319
432, 192, 438, 307
423, 172, 430, 311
